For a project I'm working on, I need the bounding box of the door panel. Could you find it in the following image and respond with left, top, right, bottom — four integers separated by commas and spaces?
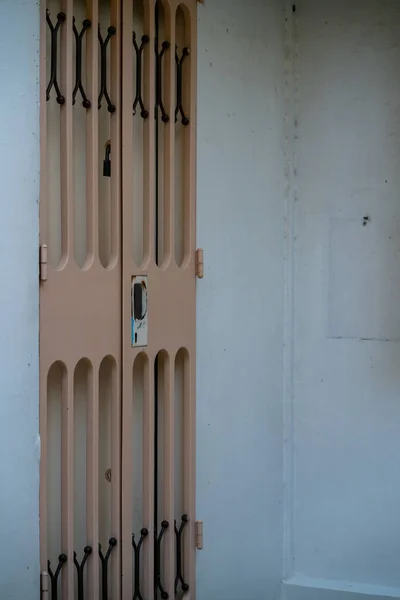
121, 1, 197, 597
40, 0, 197, 598
41, 0, 122, 597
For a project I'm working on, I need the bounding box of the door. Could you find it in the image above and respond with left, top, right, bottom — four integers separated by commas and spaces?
39, 1, 197, 598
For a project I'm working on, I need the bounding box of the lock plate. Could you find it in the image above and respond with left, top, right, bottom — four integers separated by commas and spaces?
131, 275, 148, 347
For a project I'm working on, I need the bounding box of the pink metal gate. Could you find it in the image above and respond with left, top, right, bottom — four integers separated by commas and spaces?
39, 1, 199, 598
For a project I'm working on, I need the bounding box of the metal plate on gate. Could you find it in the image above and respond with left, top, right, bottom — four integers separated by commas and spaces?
131, 275, 148, 347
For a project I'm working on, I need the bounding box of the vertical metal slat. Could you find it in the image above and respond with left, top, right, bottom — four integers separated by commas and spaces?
121, 355, 134, 600
40, 0, 49, 575
110, 3, 122, 597
163, 0, 176, 265
121, 0, 134, 595
121, 0, 134, 267
183, 350, 196, 599
143, 0, 156, 264
60, 0, 74, 265
109, 0, 121, 266
111, 352, 122, 600
86, 362, 100, 599
182, 0, 196, 266
162, 351, 175, 598
182, 3, 197, 595
86, 0, 99, 264
59, 4, 75, 595
61, 366, 75, 599
143, 353, 155, 600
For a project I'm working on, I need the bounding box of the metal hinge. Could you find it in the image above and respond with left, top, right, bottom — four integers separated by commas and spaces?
39, 244, 48, 282
40, 572, 50, 599
195, 248, 204, 279
195, 520, 203, 550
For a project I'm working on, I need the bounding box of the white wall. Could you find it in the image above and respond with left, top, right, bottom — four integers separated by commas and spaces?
0, 0, 40, 598
283, 2, 400, 600
196, 2, 286, 599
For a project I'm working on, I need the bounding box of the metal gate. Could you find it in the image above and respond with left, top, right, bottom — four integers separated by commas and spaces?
39, 0, 199, 598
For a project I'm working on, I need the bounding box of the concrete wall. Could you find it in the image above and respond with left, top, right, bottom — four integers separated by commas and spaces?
0, 0, 40, 598
196, 2, 286, 599
283, 2, 400, 599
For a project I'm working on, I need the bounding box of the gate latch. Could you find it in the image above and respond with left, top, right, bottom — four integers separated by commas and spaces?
131, 275, 148, 347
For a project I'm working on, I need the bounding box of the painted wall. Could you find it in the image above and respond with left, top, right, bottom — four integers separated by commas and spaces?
283, 2, 400, 600
0, 0, 40, 599
196, 2, 286, 599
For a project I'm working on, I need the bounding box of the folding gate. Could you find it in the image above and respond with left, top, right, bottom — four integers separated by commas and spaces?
39, 0, 200, 598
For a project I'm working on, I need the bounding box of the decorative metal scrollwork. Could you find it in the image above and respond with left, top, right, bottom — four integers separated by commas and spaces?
47, 553, 67, 600
132, 528, 149, 600
46, 10, 66, 104
133, 32, 150, 119
98, 25, 116, 113
175, 47, 190, 126
155, 521, 169, 599
73, 17, 91, 108
175, 514, 189, 595
156, 41, 170, 123
99, 537, 117, 600
74, 546, 92, 600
